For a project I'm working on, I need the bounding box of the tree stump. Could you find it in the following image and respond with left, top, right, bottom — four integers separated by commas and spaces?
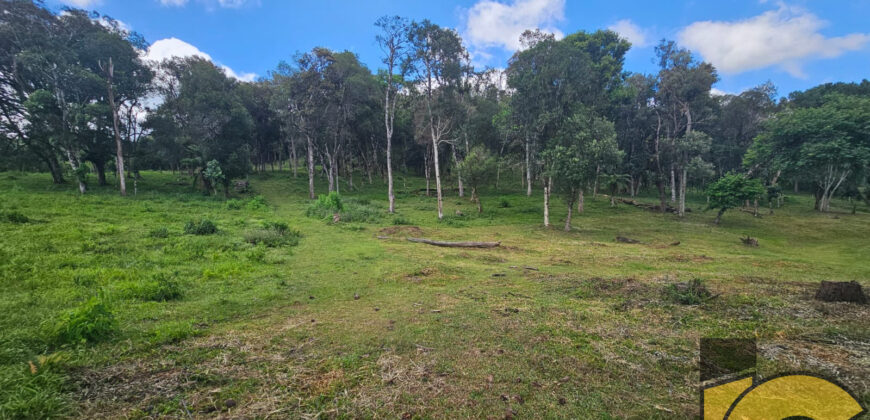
814, 281, 867, 304
740, 236, 758, 247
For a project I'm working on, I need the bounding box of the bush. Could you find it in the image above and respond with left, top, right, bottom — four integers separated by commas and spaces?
245, 195, 268, 210
3, 211, 30, 224
243, 221, 301, 248
184, 219, 217, 235
147, 226, 169, 238
664, 278, 713, 305
131, 273, 184, 302
306, 192, 384, 224
52, 297, 117, 346
498, 197, 511, 208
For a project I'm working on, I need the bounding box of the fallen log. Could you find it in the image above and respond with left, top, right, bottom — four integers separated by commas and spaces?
406, 237, 500, 248
616, 198, 689, 214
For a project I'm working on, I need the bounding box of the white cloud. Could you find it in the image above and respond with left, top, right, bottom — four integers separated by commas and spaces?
145, 38, 257, 82
158, 0, 257, 7
464, 0, 565, 51
710, 87, 729, 96
678, 5, 870, 78
59, 0, 102, 8
608, 19, 650, 47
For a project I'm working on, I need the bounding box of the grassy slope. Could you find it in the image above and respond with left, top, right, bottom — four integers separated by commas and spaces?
0, 170, 868, 419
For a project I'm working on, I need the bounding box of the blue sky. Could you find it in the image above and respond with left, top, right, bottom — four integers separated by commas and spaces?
50, 0, 870, 97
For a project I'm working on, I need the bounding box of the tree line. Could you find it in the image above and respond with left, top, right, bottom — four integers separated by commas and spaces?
2, 1, 869, 227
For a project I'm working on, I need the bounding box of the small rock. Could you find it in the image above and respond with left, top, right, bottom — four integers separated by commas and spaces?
492, 273, 506, 277
374, 307, 380, 311
309, 295, 315, 300
558, 397, 566, 405
224, 399, 236, 408
354, 293, 360, 300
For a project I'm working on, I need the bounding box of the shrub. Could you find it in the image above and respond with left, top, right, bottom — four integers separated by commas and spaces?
245, 195, 268, 210
243, 221, 300, 248
133, 273, 184, 302
664, 278, 713, 305
498, 197, 511, 208
224, 199, 244, 210
147, 226, 169, 238
3, 211, 30, 224
184, 219, 217, 235
52, 297, 117, 346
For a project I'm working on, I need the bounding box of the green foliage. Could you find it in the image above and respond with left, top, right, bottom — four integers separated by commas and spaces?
0, 363, 70, 419
52, 296, 117, 346
391, 216, 410, 225
664, 278, 713, 305
307, 192, 383, 224
150, 321, 196, 345
184, 219, 218, 235
224, 199, 244, 210
203, 160, 225, 194
124, 273, 184, 302
243, 221, 301, 248
245, 195, 268, 210
2, 211, 30, 224
498, 197, 511, 208
706, 173, 765, 223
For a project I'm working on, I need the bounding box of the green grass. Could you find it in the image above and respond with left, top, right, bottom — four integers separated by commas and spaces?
0, 170, 868, 418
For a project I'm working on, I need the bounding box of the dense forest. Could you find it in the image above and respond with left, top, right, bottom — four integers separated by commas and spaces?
2, 1, 869, 225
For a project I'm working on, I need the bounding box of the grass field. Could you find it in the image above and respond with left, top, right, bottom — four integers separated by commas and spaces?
1, 170, 868, 419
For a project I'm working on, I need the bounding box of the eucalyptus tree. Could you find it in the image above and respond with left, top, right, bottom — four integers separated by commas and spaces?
456, 145, 496, 213
653, 40, 718, 216
375, 15, 410, 213
407, 20, 468, 219
708, 82, 777, 175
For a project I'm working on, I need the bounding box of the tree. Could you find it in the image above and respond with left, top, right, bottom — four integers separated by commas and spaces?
456, 145, 496, 213
408, 20, 468, 220
706, 173, 764, 224
543, 111, 621, 231
375, 15, 410, 214
747, 94, 870, 212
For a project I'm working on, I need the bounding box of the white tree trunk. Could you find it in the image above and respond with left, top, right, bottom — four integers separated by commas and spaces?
525, 136, 532, 197
306, 135, 315, 199
543, 178, 551, 227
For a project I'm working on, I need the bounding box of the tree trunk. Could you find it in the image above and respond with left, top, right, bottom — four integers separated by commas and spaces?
103, 58, 127, 196
564, 202, 573, 232
543, 177, 551, 227
452, 143, 463, 198
578, 189, 584, 213
670, 166, 676, 203
473, 187, 481, 214
424, 147, 431, 197
525, 135, 532, 197
432, 137, 443, 219
678, 166, 687, 217
94, 161, 107, 186
386, 132, 395, 213
306, 135, 315, 199
714, 208, 725, 225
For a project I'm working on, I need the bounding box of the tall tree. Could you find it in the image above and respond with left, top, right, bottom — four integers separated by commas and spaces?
375, 15, 409, 213
408, 20, 468, 219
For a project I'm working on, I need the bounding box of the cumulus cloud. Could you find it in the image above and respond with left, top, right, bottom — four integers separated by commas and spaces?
608, 19, 649, 47
464, 0, 565, 51
59, 0, 102, 8
159, 0, 188, 6
145, 38, 257, 82
678, 5, 870, 78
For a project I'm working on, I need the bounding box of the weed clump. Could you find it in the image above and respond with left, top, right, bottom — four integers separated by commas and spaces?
126, 273, 183, 302
3, 211, 30, 224
147, 226, 169, 238
498, 197, 511, 208
392, 216, 410, 225
184, 219, 217, 235
52, 297, 117, 345
246, 195, 267, 210
224, 199, 244, 210
664, 278, 713, 305
307, 192, 383, 223
243, 221, 301, 248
